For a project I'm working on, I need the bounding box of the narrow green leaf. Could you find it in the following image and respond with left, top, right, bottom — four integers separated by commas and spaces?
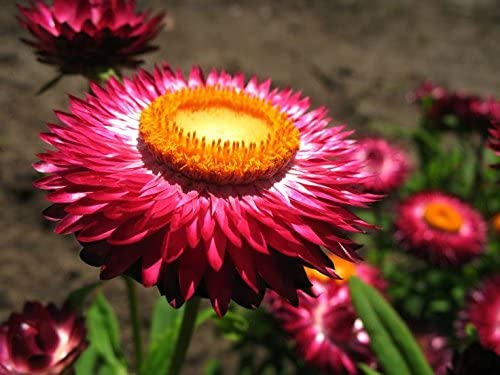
91, 293, 121, 352
86, 293, 127, 373
140, 298, 184, 375
349, 277, 433, 375
349, 277, 411, 375
362, 281, 433, 375
74, 346, 98, 375
77, 293, 128, 375
196, 307, 217, 327
149, 297, 183, 344
359, 363, 384, 375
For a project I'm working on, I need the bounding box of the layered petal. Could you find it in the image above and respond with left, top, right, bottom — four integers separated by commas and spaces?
35, 64, 376, 315
17, 0, 164, 74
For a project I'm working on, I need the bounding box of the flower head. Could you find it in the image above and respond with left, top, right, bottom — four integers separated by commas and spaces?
268, 257, 387, 374
355, 138, 410, 194
17, 0, 164, 74
416, 334, 452, 375
409, 81, 500, 134
489, 122, 500, 169
458, 276, 500, 355
0, 302, 86, 375
35, 64, 375, 316
394, 191, 486, 264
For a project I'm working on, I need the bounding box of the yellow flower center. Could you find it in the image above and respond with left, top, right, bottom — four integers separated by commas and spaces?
306, 254, 357, 284
139, 86, 300, 184
423, 202, 463, 233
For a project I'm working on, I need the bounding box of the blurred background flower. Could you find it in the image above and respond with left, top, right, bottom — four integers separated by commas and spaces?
457, 275, 500, 355
0, 302, 86, 375
355, 137, 410, 194
17, 0, 164, 76
394, 191, 487, 264
267, 256, 387, 374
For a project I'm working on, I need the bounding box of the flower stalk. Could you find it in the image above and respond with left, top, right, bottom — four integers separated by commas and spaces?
167, 296, 201, 375
123, 276, 144, 372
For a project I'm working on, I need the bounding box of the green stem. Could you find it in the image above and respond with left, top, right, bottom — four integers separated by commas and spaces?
167, 297, 201, 375
123, 276, 144, 372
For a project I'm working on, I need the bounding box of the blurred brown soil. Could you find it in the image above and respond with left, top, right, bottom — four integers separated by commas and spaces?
1, 0, 500, 373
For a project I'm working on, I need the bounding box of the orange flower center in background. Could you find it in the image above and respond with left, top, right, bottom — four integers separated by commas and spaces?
492, 213, 500, 233
423, 202, 463, 233
139, 86, 300, 184
306, 254, 357, 284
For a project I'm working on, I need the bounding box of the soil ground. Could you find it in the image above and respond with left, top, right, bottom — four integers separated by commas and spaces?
1, 0, 500, 373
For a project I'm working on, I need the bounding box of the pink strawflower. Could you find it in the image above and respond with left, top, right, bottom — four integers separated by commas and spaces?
34, 64, 376, 316
0, 302, 86, 375
489, 122, 500, 168
17, 0, 164, 75
416, 334, 452, 375
268, 257, 387, 374
409, 81, 500, 134
458, 276, 500, 355
395, 191, 487, 264
355, 138, 410, 194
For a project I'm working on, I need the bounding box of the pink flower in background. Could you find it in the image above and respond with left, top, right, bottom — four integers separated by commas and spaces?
34, 64, 376, 316
268, 256, 387, 374
458, 276, 500, 355
0, 302, 86, 375
395, 191, 486, 264
416, 334, 452, 375
17, 0, 164, 74
409, 81, 500, 133
355, 138, 410, 194
489, 122, 500, 168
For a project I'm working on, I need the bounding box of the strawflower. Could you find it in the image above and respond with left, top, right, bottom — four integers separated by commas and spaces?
355, 138, 410, 194
457, 275, 500, 355
489, 122, 500, 168
268, 255, 387, 374
17, 0, 164, 75
395, 191, 486, 264
409, 81, 500, 134
0, 302, 86, 375
34, 64, 376, 316
416, 333, 452, 375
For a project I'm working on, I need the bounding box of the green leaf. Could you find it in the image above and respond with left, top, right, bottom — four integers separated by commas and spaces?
66, 282, 102, 311
349, 277, 433, 375
216, 311, 249, 342
85, 293, 127, 374
359, 363, 384, 375
149, 297, 183, 344
204, 358, 224, 375
196, 307, 217, 327
74, 346, 99, 375
140, 298, 184, 375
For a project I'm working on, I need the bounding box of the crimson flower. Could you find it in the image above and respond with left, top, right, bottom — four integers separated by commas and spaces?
395, 191, 486, 264
409, 81, 500, 134
17, 0, 164, 75
457, 276, 500, 355
416, 334, 452, 375
34, 64, 375, 316
489, 122, 500, 168
355, 138, 410, 194
0, 302, 86, 375
268, 256, 387, 374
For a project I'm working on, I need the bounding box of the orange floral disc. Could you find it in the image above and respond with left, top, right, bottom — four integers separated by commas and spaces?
423, 202, 463, 233
139, 86, 300, 184
306, 254, 357, 284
